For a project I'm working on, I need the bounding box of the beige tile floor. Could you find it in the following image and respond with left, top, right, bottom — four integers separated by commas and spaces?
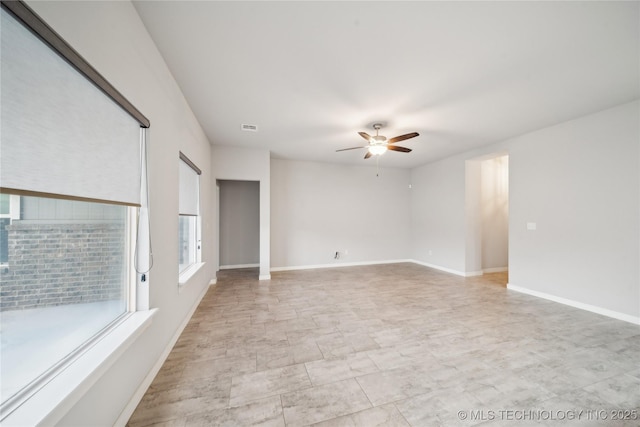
128, 263, 640, 426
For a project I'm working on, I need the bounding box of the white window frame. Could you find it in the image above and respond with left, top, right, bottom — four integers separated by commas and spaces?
0, 196, 155, 426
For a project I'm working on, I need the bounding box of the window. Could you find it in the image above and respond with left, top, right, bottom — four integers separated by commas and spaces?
0, 2, 150, 421
179, 215, 198, 273
178, 153, 202, 279
0, 195, 130, 404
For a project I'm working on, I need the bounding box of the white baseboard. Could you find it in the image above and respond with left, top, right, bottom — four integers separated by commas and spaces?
114, 283, 210, 426
409, 259, 472, 277
209, 278, 217, 286
507, 283, 640, 325
410, 260, 507, 277
259, 274, 271, 280
466, 270, 484, 277
270, 259, 412, 272
270, 259, 480, 276
483, 267, 509, 273
219, 263, 259, 270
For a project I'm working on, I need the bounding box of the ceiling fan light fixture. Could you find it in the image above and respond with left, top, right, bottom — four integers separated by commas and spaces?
368, 145, 387, 155
337, 123, 418, 160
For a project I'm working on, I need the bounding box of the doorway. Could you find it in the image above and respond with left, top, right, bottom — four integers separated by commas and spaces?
217, 180, 260, 274
481, 155, 509, 272
466, 153, 509, 285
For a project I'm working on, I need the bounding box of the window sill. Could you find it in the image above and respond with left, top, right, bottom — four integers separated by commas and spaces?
2, 309, 157, 426
178, 262, 206, 289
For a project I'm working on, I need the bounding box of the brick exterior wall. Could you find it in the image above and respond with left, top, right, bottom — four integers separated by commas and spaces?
0, 222, 124, 311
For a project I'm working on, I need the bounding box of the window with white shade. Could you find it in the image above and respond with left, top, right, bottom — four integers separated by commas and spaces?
0, 2, 149, 419
178, 153, 201, 279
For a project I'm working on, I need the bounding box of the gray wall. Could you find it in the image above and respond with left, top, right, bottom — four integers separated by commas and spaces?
271, 159, 411, 268
218, 180, 260, 267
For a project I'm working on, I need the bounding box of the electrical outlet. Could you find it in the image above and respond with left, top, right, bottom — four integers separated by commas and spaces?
428, 250, 433, 256
344, 249, 349, 255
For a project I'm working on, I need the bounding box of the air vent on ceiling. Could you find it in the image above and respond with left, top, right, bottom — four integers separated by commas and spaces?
241, 124, 258, 132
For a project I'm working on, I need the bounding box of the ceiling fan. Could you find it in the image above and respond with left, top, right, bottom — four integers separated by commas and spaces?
336, 123, 419, 159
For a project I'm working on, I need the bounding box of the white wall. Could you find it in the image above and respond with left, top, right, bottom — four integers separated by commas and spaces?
219, 180, 260, 267
26, 1, 214, 425
271, 159, 411, 268
411, 156, 469, 274
211, 146, 270, 279
508, 101, 639, 319
412, 100, 639, 320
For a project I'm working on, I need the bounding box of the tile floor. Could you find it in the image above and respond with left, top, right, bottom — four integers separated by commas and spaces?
128, 263, 640, 426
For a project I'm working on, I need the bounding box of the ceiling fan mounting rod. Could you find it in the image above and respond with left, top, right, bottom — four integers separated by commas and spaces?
371, 123, 386, 144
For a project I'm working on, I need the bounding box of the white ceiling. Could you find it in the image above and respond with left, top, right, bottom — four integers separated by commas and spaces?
133, 1, 639, 169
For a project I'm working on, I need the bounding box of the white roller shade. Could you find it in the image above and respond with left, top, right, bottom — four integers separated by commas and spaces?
179, 158, 199, 216
0, 8, 141, 205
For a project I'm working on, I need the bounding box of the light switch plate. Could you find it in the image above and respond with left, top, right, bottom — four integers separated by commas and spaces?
527, 222, 537, 230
